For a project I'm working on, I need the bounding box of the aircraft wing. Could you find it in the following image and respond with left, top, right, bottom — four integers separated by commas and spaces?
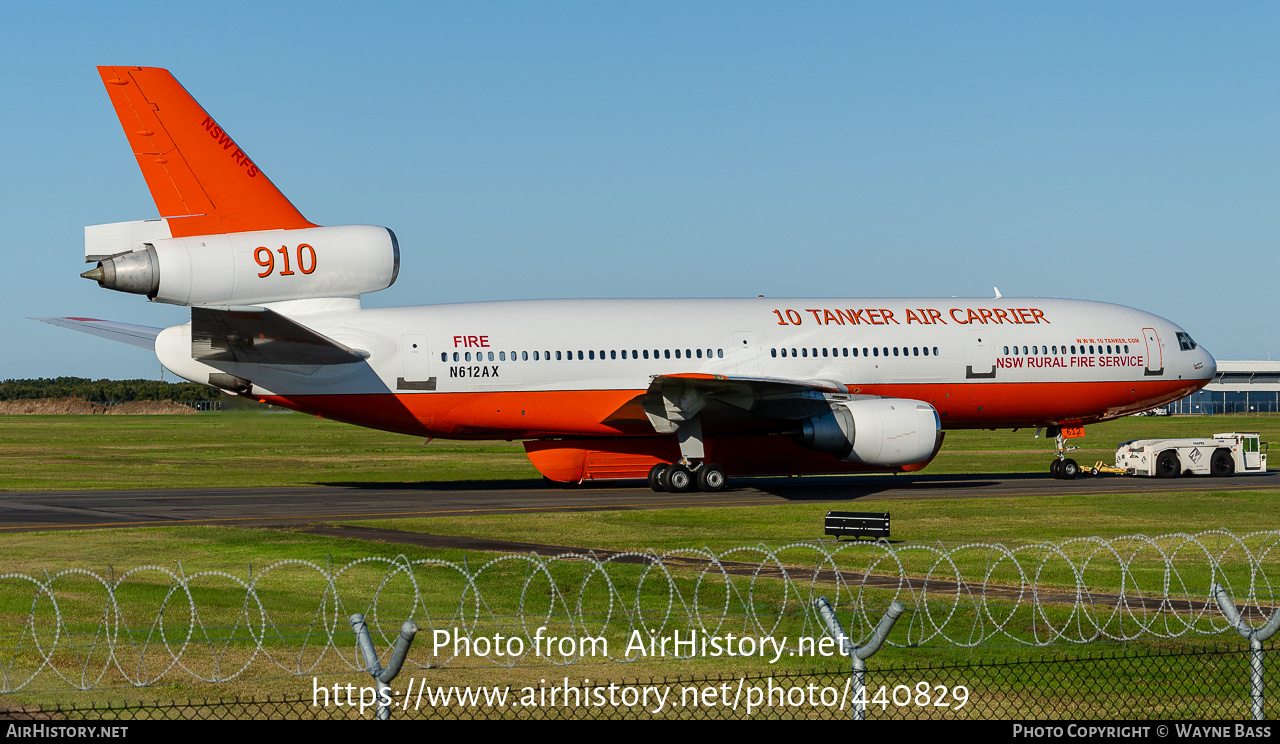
33, 316, 162, 350
191, 306, 369, 366
642, 372, 852, 434
653, 372, 848, 396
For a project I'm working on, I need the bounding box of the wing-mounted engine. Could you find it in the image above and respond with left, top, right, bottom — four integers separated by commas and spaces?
798, 398, 942, 467
81, 223, 399, 306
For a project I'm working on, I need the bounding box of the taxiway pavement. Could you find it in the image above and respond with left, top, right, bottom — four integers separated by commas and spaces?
2, 470, 1277, 533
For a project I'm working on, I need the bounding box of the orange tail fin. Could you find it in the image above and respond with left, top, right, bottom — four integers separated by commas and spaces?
97, 66, 315, 237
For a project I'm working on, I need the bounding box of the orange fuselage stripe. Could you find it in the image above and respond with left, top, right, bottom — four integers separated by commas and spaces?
262, 377, 1201, 440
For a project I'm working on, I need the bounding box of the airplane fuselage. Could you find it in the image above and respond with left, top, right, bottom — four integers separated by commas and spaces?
157, 296, 1214, 441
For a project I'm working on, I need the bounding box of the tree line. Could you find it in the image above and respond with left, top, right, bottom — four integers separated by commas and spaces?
0, 377, 224, 403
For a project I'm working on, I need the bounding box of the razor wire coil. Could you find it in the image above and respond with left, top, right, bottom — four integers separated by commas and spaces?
1, 529, 1278, 691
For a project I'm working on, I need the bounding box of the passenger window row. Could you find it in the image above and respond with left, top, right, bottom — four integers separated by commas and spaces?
1002, 344, 1131, 356
442, 348, 726, 362
770, 346, 940, 358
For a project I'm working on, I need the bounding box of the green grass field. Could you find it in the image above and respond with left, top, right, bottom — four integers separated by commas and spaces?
0, 409, 1274, 490
0, 410, 533, 490
0, 411, 1276, 713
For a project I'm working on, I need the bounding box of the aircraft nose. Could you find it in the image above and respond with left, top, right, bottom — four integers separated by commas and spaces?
1201, 348, 1217, 380
1186, 341, 1217, 381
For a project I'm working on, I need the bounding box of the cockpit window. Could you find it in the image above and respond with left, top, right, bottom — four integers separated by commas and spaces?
1176, 332, 1197, 351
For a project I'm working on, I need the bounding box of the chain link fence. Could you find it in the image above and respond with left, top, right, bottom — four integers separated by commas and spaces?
3, 530, 1278, 719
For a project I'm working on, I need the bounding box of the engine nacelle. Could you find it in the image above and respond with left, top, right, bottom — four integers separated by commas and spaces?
798, 398, 941, 467
82, 225, 399, 306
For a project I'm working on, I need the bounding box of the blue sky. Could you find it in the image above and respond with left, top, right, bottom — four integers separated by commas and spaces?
3, 2, 1277, 379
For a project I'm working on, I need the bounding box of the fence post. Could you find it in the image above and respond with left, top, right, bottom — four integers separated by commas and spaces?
1212, 583, 1280, 720
349, 613, 419, 720
815, 596, 904, 720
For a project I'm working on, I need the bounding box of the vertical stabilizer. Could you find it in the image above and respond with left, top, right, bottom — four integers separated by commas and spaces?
97, 66, 316, 237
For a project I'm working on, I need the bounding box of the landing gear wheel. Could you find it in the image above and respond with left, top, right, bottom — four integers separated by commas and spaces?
647, 463, 669, 492
1050, 460, 1063, 479
697, 463, 727, 492
663, 464, 695, 493
1155, 450, 1180, 478
1060, 458, 1080, 480
1210, 450, 1235, 478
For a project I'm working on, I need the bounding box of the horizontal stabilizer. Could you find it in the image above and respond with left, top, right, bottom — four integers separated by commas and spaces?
33, 317, 162, 350
191, 306, 368, 365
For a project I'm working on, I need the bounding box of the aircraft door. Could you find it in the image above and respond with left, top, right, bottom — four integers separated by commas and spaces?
398, 334, 436, 390
1142, 328, 1164, 376
731, 331, 760, 375
966, 334, 995, 379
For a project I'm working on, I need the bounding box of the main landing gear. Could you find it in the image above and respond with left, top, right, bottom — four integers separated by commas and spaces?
647, 461, 728, 493
642, 411, 728, 492
1046, 426, 1080, 480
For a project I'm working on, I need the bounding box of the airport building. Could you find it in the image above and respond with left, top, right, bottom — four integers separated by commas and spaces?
1169, 360, 1280, 414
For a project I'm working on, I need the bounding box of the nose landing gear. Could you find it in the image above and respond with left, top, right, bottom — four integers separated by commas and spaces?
1046, 425, 1081, 480
1050, 457, 1080, 479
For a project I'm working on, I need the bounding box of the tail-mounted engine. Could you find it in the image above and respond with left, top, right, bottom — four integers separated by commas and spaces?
798, 397, 942, 467
81, 223, 399, 306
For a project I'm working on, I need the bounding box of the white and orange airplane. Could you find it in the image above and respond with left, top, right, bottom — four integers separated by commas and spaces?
45, 66, 1217, 491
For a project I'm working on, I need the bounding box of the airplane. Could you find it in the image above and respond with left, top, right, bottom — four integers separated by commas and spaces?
45, 66, 1218, 492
